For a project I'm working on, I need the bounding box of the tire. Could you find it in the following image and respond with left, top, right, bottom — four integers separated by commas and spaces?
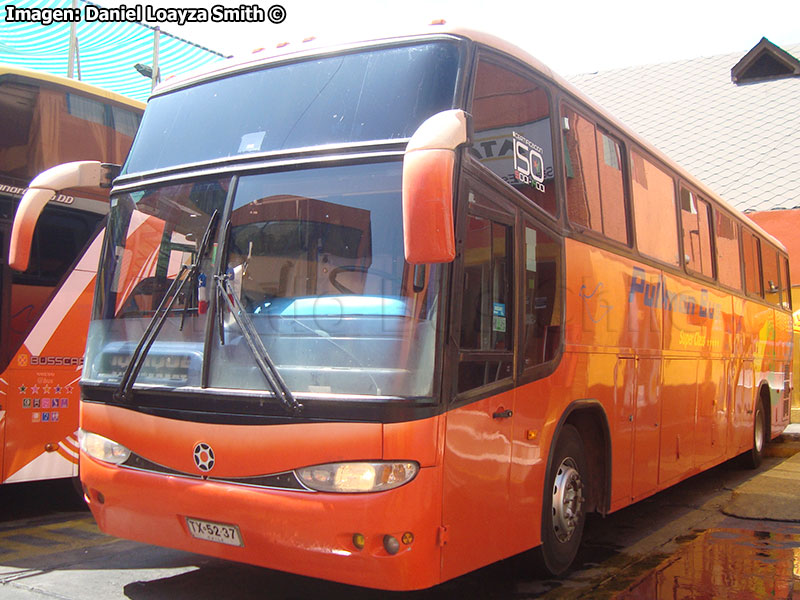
539, 424, 587, 576
742, 398, 767, 469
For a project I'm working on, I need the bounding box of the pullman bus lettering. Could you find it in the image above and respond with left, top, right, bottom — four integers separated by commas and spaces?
628, 266, 721, 319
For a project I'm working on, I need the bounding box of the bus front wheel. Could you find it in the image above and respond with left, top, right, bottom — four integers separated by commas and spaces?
539, 424, 587, 576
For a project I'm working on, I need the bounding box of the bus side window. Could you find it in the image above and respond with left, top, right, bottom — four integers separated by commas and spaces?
715, 210, 742, 290
781, 256, 792, 310
631, 151, 679, 266
762, 244, 781, 307
742, 229, 763, 299
523, 221, 561, 368
457, 210, 514, 394
680, 188, 714, 278
562, 106, 628, 244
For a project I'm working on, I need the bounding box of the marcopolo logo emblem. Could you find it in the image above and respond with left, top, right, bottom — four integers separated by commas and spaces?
193, 442, 215, 472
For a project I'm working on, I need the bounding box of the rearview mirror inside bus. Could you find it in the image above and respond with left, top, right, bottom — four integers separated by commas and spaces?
402, 109, 471, 265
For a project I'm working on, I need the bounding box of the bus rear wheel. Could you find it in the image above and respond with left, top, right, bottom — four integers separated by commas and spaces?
743, 398, 767, 469
539, 424, 586, 576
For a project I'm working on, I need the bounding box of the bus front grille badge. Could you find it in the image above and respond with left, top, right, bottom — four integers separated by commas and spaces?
193, 443, 215, 472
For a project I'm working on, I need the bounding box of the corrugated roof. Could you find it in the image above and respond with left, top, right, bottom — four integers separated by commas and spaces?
568, 42, 800, 213
0, 0, 226, 102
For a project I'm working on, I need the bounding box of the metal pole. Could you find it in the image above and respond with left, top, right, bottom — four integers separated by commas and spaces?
67, 0, 77, 78
152, 27, 160, 91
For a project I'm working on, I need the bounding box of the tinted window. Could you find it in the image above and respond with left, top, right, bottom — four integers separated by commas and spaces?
715, 211, 741, 290
0, 81, 140, 183
563, 105, 627, 243
680, 188, 714, 278
13, 206, 103, 287
470, 59, 556, 216
458, 205, 514, 394
123, 42, 461, 174
742, 229, 762, 298
762, 244, 781, 307
781, 256, 791, 310
523, 220, 561, 369
631, 151, 678, 265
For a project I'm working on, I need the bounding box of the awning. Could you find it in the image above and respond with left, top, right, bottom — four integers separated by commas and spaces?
1, 0, 227, 102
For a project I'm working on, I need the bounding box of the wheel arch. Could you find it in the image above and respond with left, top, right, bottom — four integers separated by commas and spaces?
757, 381, 772, 435
545, 399, 612, 517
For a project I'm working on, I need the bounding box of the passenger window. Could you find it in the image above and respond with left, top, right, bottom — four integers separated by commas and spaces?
470, 58, 556, 216
762, 244, 781, 307
680, 188, 714, 278
631, 151, 679, 265
715, 211, 742, 290
781, 256, 792, 310
523, 220, 561, 369
742, 229, 762, 298
597, 132, 627, 244
562, 105, 627, 244
458, 206, 514, 394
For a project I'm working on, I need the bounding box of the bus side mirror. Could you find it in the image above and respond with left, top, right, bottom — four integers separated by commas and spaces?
402, 109, 471, 265
8, 161, 119, 272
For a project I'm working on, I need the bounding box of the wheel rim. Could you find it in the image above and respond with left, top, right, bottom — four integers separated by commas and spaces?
552, 457, 584, 543
755, 405, 765, 453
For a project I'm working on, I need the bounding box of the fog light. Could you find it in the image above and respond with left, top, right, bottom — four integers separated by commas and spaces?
352, 533, 365, 550
383, 534, 400, 555
402, 532, 414, 545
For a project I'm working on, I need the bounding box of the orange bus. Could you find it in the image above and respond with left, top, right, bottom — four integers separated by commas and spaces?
0, 64, 143, 485
59, 25, 790, 589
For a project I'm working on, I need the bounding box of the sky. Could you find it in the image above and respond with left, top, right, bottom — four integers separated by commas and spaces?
96, 0, 800, 75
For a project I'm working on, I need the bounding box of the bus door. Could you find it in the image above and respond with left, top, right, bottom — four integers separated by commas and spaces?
441, 176, 516, 580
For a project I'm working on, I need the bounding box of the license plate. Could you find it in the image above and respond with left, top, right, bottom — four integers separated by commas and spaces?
185, 517, 244, 547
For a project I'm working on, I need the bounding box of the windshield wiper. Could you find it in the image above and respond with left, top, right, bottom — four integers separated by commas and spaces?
214, 272, 302, 416
114, 210, 219, 402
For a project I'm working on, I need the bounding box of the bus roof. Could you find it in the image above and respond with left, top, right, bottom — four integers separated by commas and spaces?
149, 22, 785, 254
0, 63, 145, 111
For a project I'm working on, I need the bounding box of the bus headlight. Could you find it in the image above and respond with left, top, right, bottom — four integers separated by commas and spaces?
296, 461, 418, 493
78, 429, 131, 465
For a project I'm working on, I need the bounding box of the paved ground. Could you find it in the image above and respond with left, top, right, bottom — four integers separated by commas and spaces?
0, 428, 799, 598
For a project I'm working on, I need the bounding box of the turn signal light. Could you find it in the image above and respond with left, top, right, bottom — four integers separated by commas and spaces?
352, 533, 365, 550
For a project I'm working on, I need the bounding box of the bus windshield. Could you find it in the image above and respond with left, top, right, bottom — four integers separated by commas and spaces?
84, 161, 441, 400
122, 41, 462, 175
